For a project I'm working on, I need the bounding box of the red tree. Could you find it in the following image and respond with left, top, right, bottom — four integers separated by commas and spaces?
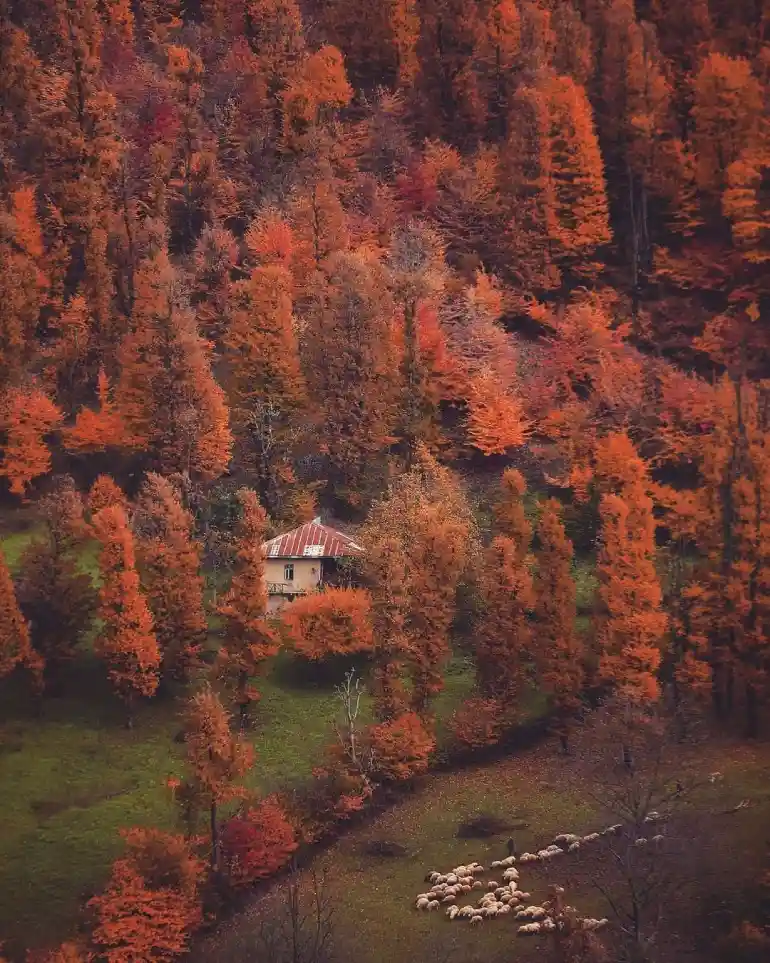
220, 795, 298, 886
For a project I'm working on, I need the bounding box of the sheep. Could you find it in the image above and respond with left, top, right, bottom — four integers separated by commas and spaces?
498, 904, 511, 915
447, 905, 459, 920
458, 905, 475, 918
537, 849, 554, 859
518, 892, 531, 900
582, 832, 601, 843
541, 918, 556, 932
568, 841, 581, 852
494, 887, 509, 897
606, 824, 623, 835
519, 852, 539, 863
652, 834, 665, 844
416, 897, 430, 910
446, 873, 459, 884
470, 864, 485, 873
460, 884, 471, 893
429, 872, 441, 884
500, 855, 517, 867
453, 865, 467, 876
491, 860, 503, 869
487, 880, 499, 890
442, 895, 456, 904
428, 900, 441, 912
554, 833, 581, 845
503, 867, 520, 880
487, 907, 499, 918
581, 918, 609, 931
518, 923, 542, 935
470, 915, 483, 925
471, 880, 484, 889
633, 837, 648, 847
643, 811, 662, 824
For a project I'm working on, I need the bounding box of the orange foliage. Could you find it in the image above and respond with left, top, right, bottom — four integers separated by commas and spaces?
89, 829, 204, 963
282, 45, 353, 145
465, 367, 530, 455
92, 506, 160, 718
0, 544, 39, 683
217, 489, 279, 723
0, 387, 62, 498
136, 475, 206, 682
367, 711, 435, 781
448, 696, 506, 750
64, 369, 125, 453
221, 795, 298, 886
281, 587, 374, 660
534, 499, 583, 738
88, 474, 128, 516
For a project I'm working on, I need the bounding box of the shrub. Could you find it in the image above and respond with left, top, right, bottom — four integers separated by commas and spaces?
368, 712, 435, 782
448, 696, 506, 750
221, 795, 298, 887
280, 587, 374, 660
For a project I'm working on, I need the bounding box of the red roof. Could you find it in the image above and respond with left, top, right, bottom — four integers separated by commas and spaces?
262, 518, 364, 559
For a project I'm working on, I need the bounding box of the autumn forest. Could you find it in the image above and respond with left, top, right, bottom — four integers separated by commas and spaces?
1, 1, 770, 962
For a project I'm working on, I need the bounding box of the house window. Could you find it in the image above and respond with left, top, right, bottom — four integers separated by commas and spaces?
284, 563, 294, 582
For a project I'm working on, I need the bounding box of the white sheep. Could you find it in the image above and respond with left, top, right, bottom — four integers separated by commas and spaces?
428, 900, 441, 911
415, 897, 430, 910
581, 918, 609, 931
429, 872, 441, 883
519, 852, 539, 863
503, 867, 520, 880
652, 834, 665, 844
537, 849, 555, 859
568, 841, 581, 852
491, 860, 503, 869
633, 837, 648, 847
498, 904, 511, 915
447, 905, 459, 920
458, 905, 474, 918
583, 832, 601, 843
446, 873, 459, 884
460, 884, 471, 893
470, 915, 483, 925
487, 880, 499, 890
643, 811, 661, 824
442, 895, 456, 904
500, 855, 517, 867
518, 922, 541, 935
471, 880, 484, 889
606, 823, 623, 835
541, 918, 556, 932
518, 892, 531, 900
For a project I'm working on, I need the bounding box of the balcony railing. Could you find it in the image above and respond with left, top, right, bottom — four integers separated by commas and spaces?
267, 582, 308, 596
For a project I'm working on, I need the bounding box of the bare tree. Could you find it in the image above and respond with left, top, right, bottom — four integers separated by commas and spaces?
255, 865, 335, 963
333, 668, 374, 788
574, 702, 709, 963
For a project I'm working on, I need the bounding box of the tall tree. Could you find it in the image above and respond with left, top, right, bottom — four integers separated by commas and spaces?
114, 245, 233, 481
18, 478, 97, 686
593, 434, 667, 706
217, 489, 279, 726
534, 498, 583, 750
474, 469, 533, 707
93, 505, 161, 725
136, 474, 207, 685
182, 686, 254, 871
0, 544, 39, 685
360, 447, 476, 716
305, 249, 399, 507
0, 386, 62, 499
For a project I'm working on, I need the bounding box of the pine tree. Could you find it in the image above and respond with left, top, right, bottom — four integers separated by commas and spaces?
474, 469, 533, 707
0, 544, 39, 684
0, 387, 62, 499
93, 505, 161, 725
217, 489, 279, 726
182, 686, 254, 870
18, 478, 97, 685
361, 447, 476, 716
534, 498, 583, 750
136, 474, 207, 684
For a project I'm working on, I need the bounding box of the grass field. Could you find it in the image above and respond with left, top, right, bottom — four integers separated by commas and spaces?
193, 738, 770, 963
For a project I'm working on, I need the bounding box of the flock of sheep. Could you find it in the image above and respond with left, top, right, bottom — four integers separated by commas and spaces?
412, 814, 668, 936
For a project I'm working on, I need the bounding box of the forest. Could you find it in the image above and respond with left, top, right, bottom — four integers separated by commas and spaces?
1, 0, 770, 961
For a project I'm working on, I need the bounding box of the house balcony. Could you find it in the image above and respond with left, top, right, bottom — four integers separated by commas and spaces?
266, 582, 308, 596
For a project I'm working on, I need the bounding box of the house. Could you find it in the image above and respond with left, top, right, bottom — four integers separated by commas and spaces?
261, 517, 364, 613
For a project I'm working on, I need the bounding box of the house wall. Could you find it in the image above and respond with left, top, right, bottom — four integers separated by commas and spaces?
264, 558, 322, 613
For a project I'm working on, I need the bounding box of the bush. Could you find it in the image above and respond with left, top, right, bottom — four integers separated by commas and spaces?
368, 712, 435, 782
280, 588, 374, 660
448, 697, 505, 750
221, 796, 298, 887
